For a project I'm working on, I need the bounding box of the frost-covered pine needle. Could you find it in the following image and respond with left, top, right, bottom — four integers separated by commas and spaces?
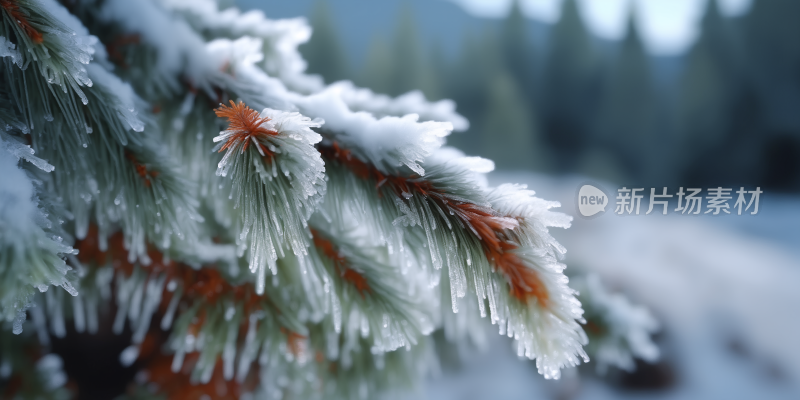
213, 101, 325, 293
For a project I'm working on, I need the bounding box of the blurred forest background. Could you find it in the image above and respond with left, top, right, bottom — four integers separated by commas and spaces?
237, 0, 800, 192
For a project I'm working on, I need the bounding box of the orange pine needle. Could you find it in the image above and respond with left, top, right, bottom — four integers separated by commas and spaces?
214, 100, 278, 154
311, 228, 371, 298
125, 150, 158, 188
76, 226, 267, 313
341, 268, 370, 296
105, 33, 140, 68
280, 327, 307, 357
1, 0, 44, 44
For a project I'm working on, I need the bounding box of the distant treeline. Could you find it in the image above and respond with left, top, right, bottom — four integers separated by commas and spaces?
302, 0, 800, 191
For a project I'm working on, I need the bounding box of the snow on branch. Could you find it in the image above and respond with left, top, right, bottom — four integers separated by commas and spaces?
160, 0, 470, 132
294, 90, 453, 176
160, 0, 322, 94
93, 0, 463, 178
328, 81, 470, 131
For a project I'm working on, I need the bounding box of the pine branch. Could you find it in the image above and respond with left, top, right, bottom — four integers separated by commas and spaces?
320, 140, 588, 378
65, 227, 316, 388
0, 0, 612, 396
572, 274, 660, 374
1, 0, 202, 264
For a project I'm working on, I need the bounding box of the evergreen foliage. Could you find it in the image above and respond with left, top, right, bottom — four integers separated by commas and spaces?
0, 0, 662, 398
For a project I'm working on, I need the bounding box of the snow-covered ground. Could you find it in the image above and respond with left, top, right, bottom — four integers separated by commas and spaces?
399, 172, 800, 400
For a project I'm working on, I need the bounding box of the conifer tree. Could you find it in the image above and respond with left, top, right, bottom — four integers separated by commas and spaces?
0, 0, 658, 398
541, 0, 599, 165
500, 0, 534, 93
442, 30, 501, 156
481, 72, 546, 171
675, 0, 737, 174
738, 0, 800, 189
301, 0, 350, 84
360, 4, 438, 99
594, 8, 658, 181
360, 34, 394, 95
742, 0, 800, 98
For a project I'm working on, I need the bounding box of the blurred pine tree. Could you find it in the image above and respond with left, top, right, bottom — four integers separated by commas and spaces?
500, 0, 535, 93
481, 72, 546, 170
301, 0, 350, 83
594, 8, 657, 182
540, 0, 599, 169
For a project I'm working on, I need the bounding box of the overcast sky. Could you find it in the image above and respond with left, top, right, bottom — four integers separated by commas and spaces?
448, 0, 752, 55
